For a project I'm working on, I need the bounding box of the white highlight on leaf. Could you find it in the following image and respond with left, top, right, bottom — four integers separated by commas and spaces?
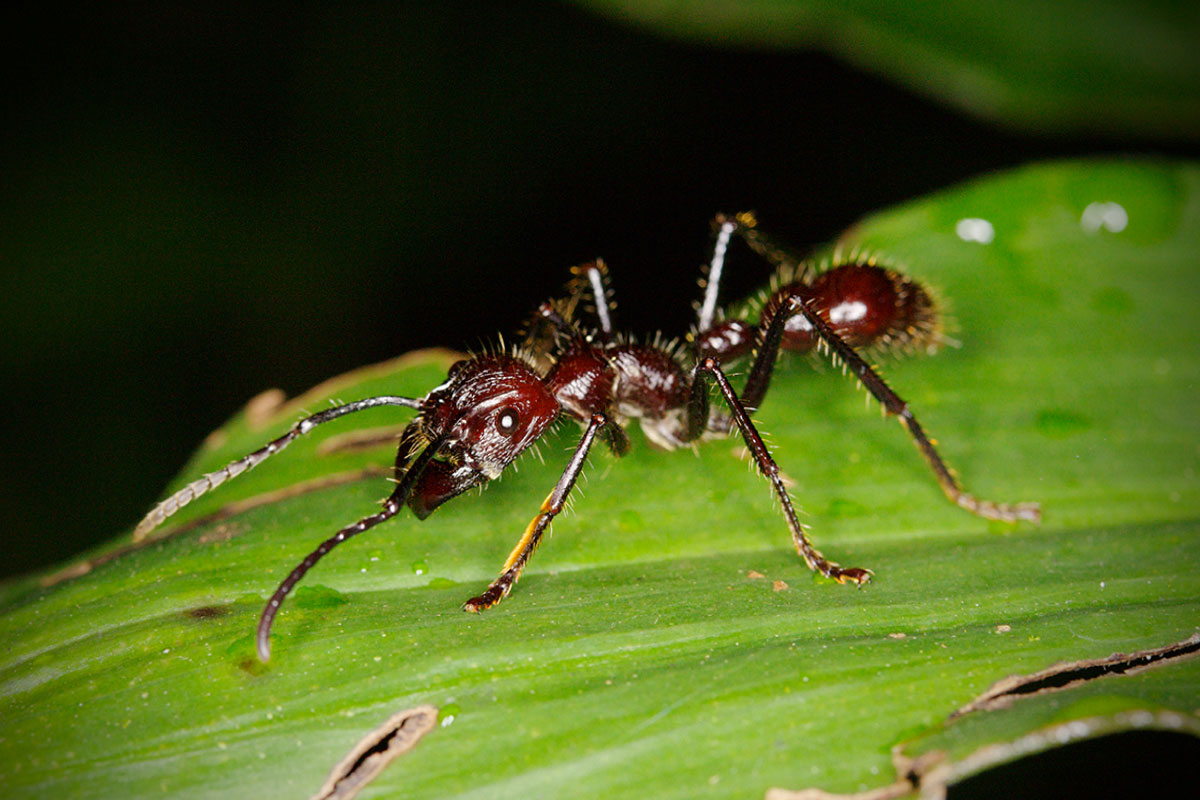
1081, 201, 1128, 233
955, 217, 995, 244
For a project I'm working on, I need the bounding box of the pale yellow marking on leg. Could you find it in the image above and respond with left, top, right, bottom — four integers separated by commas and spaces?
501, 491, 555, 573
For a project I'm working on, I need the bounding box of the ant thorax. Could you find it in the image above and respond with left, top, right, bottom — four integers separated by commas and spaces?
543, 330, 693, 450
607, 343, 692, 450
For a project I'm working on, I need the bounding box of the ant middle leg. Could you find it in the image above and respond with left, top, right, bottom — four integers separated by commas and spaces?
695, 214, 739, 333
690, 357, 872, 585
691, 214, 759, 362
463, 412, 613, 612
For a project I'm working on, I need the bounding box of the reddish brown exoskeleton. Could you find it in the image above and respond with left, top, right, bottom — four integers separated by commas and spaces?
135, 213, 1040, 661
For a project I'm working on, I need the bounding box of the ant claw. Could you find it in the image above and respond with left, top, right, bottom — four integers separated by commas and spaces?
462, 587, 502, 613
832, 567, 873, 586
1015, 503, 1042, 523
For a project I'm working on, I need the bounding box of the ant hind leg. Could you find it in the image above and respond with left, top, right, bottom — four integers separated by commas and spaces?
723, 215, 1039, 524
780, 293, 1041, 523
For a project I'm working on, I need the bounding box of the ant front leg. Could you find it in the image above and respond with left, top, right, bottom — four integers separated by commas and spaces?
463, 413, 612, 612
689, 357, 872, 585
525, 260, 616, 359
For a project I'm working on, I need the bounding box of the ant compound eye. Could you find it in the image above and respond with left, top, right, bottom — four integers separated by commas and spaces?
496, 407, 521, 435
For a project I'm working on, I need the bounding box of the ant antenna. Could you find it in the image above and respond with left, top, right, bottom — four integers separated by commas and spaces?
256, 431, 446, 662
133, 396, 421, 541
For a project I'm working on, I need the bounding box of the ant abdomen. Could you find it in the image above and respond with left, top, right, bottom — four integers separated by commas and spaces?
693, 259, 942, 364
762, 261, 941, 355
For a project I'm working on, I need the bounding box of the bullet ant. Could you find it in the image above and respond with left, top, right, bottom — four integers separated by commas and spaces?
135, 213, 1040, 661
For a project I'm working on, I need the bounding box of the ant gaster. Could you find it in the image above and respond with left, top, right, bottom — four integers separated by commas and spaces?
135, 213, 1040, 662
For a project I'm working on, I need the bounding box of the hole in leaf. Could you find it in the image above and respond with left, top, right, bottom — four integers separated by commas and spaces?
953, 632, 1200, 717
311, 705, 438, 800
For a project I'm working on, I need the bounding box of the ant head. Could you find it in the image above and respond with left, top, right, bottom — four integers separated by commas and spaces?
407, 354, 559, 518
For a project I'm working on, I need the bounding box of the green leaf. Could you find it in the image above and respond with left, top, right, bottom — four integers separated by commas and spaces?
2, 159, 1197, 798
572, 0, 1200, 138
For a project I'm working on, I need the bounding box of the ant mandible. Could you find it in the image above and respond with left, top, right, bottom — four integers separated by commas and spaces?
135, 213, 1040, 662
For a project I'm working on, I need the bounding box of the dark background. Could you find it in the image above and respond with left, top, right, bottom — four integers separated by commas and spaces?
1, 1, 1193, 579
